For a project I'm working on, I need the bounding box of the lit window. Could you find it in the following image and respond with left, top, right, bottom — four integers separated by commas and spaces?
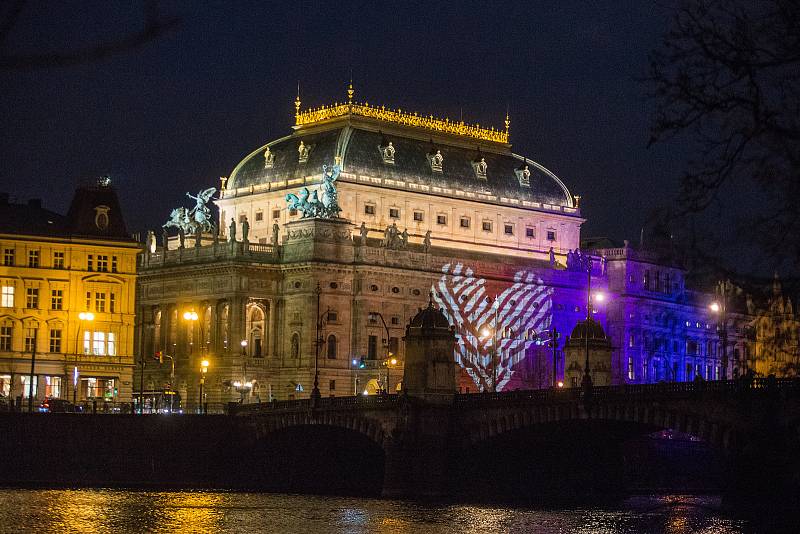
93, 332, 105, 355
504, 224, 513, 235
111, 256, 117, 273
44, 376, 61, 398
53, 251, 65, 269
109, 293, 116, 313
546, 230, 556, 241
49, 328, 62, 353
389, 208, 400, 219
87, 255, 93, 271
21, 376, 37, 398
627, 357, 635, 380
26, 287, 39, 309
1, 285, 14, 308
86, 291, 91, 310
95, 292, 106, 313
28, 250, 39, 267
107, 333, 116, 356
97, 255, 108, 272
3, 248, 14, 266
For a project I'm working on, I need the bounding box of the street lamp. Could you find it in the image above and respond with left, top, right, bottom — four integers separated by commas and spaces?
368, 311, 392, 393
709, 282, 731, 380
382, 356, 398, 394
73, 312, 94, 405
199, 359, 209, 414
183, 310, 198, 355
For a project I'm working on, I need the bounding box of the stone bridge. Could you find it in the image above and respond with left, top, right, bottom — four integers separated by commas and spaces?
232, 377, 800, 506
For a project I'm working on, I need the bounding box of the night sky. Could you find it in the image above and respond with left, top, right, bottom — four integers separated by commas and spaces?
3, 1, 685, 243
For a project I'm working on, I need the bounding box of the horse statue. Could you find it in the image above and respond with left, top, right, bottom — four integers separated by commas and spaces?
285, 164, 342, 219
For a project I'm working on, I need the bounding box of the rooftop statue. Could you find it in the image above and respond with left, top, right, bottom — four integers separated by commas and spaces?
163, 187, 217, 235
285, 164, 342, 219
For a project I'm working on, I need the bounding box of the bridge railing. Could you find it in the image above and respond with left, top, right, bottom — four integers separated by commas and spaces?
231, 393, 401, 415
454, 377, 800, 407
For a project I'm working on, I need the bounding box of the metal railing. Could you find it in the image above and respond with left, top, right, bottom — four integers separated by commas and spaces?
231, 393, 401, 415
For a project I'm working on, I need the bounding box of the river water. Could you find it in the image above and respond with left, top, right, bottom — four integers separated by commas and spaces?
0, 490, 755, 533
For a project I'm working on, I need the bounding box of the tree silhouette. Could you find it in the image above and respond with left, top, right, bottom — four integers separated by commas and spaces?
647, 0, 800, 273
0, 0, 179, 71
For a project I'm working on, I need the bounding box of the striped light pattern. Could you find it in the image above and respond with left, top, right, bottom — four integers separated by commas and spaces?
433, 263, 553, 391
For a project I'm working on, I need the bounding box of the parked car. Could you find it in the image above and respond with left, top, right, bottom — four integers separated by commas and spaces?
38, 398, 74, 413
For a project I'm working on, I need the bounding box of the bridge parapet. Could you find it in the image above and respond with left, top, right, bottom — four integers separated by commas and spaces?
232, 394, 400, 415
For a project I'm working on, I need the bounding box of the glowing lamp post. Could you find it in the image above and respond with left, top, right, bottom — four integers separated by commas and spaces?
382, 356, 398, 394
74, 312, 94, 405
709, 287, 728, 380
183, 310, 198, 355
199, 359, 209, 414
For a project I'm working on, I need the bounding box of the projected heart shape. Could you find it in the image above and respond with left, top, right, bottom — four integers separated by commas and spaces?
433, 263, 553, 391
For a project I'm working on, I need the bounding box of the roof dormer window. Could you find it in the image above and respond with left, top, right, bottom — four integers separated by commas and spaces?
515, 164, 531, 187
264, 147, 275, 169
298, 141, 311, 164
472, 157, 488, 180
428, 149, 444, 173
379, 139, 395, 164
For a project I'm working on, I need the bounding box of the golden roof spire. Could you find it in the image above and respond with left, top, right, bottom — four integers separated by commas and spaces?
347, 80, 354, 104
504, 106, 510, 135
294, 82, 301, 117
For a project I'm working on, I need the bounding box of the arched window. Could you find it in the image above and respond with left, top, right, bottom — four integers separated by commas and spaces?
247, 305, 266, 358
326, 334, 337, 359
290, 333, 300, 358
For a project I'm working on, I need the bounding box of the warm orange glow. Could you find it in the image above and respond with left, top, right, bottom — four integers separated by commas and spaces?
709, 302, 720, 313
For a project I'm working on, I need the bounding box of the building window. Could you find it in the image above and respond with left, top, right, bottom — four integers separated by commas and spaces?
482, 221, 492, 232
389, 208, 400, 219
21, 376, 37, 398
44, 376, 61, 398
87, 255, 93, 271
28, 250, 39, 267
93, 332, 105, 355
388, 336, 399, 356
24, 327, 37, 352
413, 211, 424, 222
368, 335, 378, 360
460, 217, 470, 229
255, 211, 264, 222
504, 224, 514, 235
364, 204, 376, 215
327, 311, 338, 322
627, 357, 635, 380
391, 316, 400, 326
546, 230, 556, 241
95, 292, 106, 313
686, 340, 697, 355
85, 291, 91, 310
272, 209, 281, 219
329, 379, 336, 391
108, 333, 116, 356
50, 289, 63, 310
1, 285, 13, 308
327, 334, 337, 359
97, 255, 108, 272
81, 377, 115, 400
49, 328, 62, 353
238, 214, 247, 223
83, 331, 114, 356
109, 293, 116, 313
53, 251, 65, 269
3, 248, 13, 266
289, 208, 298, 216
26, 288, 38, 309
436, 214, 447, 225
0, 324, 12, 351
111, 256, 117, 273
525, 227, 535, 238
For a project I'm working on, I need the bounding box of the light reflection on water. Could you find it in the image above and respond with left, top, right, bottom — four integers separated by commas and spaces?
0, 490, 751, 534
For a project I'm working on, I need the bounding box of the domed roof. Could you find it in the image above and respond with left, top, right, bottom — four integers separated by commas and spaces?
409, 298, 451, 330
569, 318, 607, 341
225, 102, 576, 210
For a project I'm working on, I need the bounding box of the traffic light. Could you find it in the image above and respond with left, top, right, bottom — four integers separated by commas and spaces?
358, 357, 367, 369
155, 351, 163, 364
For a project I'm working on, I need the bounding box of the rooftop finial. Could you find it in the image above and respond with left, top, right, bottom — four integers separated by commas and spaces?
347, 79, 354, 104
504, 105, 510, 136
294, 82, 301, 118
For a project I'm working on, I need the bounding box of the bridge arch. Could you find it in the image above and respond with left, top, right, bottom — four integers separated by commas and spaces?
462, 401, 735, 452
247, 411, 388, 448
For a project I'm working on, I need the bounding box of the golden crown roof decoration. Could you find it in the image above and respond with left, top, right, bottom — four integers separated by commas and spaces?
295, 97, 509, 144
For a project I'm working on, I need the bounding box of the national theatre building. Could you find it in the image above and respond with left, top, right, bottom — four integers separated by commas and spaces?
135, 87, 752, 410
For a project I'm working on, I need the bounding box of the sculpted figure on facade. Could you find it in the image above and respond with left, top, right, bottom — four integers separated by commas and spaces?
228, 218, 236, 242
163, 187, 217, 235
285, 164, 342, 219
381, 222, 407, 250
359, 222, 368, 244
423, 230, 432, 252
272, 222, 280, 246
241, 216, 250, 243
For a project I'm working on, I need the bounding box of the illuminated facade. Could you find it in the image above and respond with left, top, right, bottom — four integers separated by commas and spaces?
135, 88, 750, 406
749, 275, 798, 377
0, 183, 139, 406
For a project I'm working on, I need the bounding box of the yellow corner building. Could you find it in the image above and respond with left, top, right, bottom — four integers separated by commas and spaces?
0, 180, 139, 409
